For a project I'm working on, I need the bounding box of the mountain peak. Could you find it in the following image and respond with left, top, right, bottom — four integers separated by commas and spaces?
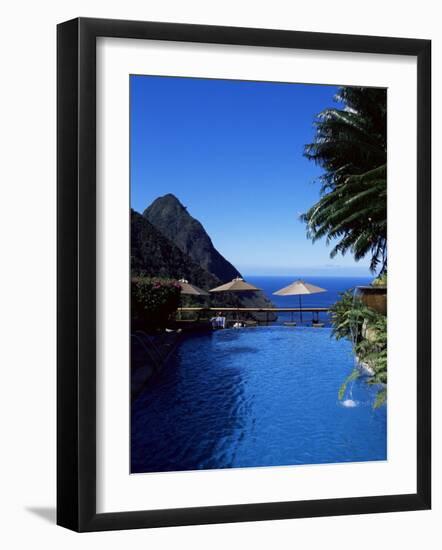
131, 210, 221, 289
143, 195, 241, 282
150, 193, 187, 210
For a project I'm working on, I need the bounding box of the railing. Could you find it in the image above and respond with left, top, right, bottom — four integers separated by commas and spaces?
177, 306, 330, 324
178, 307, 329, 313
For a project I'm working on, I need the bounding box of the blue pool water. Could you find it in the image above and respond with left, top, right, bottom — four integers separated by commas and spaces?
131, 326, 386, 473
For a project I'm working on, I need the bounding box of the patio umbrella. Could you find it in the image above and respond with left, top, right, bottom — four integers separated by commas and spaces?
209, 277, 261, 293
273, 280, 326, 323
178, 278, 209, 296
209, 277, 261, 323
177, 279, 209, 322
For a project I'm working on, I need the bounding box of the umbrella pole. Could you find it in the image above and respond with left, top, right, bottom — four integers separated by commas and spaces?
299, 295, 303, 324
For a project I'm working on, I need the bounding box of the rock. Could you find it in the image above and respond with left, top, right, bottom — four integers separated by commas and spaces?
131, 209, 220, 290
143, 194, 241, 282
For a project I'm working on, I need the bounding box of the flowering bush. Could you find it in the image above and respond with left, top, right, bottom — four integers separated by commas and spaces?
131, 277, 181, 330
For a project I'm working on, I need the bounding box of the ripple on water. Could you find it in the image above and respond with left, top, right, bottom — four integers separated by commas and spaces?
131, 327, 386, 473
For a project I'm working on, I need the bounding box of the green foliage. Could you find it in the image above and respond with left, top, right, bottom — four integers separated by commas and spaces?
374, 388, 387, 408
330, 290, 387, 408
329, 290, 377, 341
338, 369, 360, 401
302, 87, 387, 273
131, 277, 181, 330
372, 272, 387, 286
362, 315, 387, 389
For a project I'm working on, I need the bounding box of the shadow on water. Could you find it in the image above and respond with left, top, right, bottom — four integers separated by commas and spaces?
131, 331, 250, 473
225, 346, 258, 354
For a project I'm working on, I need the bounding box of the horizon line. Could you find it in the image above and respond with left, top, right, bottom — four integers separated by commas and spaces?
242, 273, 373, 278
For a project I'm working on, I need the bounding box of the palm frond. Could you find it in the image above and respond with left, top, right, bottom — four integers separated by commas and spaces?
301, 86, 387, 273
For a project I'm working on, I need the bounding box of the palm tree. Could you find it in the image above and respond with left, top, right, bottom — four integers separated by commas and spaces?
302, 87, 387, 273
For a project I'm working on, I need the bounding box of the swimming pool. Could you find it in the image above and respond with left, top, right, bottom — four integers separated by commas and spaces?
131, 326, 386, 473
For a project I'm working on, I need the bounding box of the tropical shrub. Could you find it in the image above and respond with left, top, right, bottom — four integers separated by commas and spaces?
329, 290, 371, 341
131, 277, 181, 330
372, 272, 387, 287
330, 290, 387, 408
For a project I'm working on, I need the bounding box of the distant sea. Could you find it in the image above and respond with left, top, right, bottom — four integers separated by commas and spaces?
245, 275, 372, 325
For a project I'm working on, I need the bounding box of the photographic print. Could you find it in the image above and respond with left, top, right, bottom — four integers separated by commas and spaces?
130, 75, 387, 475
57, 18, 431, 530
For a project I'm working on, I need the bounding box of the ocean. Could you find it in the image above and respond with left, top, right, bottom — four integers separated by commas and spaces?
245, 275, 373, 325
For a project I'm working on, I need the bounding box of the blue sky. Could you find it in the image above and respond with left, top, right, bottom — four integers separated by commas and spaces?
130, 75, 371, 277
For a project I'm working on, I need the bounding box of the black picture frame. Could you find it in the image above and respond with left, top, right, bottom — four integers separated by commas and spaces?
57, 17, 431, 532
